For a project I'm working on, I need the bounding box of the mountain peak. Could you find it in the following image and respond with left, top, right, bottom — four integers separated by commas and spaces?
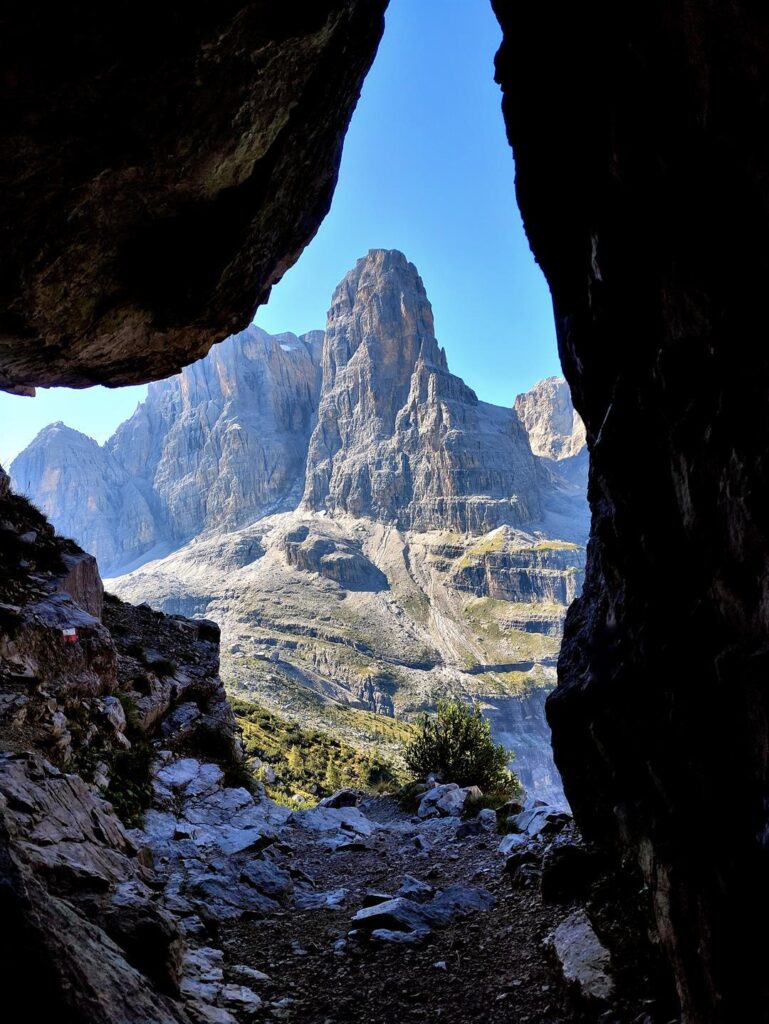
303, 254, 544, 531
23, 421, 99, 449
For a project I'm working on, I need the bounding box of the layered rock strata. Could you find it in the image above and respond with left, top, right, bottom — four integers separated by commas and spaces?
12, 326, 324, 574
303, 250, 546, 533
14, 250, 588, 806
514, 377, 587, 490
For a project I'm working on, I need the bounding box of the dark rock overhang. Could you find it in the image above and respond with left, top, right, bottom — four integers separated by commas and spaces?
0, 1, 386, 393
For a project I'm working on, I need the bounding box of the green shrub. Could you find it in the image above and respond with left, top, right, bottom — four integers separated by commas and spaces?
403, 699, 517, 792
104, 742, 154, 828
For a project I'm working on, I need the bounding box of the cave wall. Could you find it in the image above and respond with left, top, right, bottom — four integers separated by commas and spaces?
492, 2, 769, 1020
0, 1, 386, 392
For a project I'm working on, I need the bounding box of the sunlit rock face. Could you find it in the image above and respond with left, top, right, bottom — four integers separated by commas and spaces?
0, 2, 386, 393
11, 327, 323, 574
514, 377, 588, 491
14, 248, 589, 815
303, 249, 546, 533
514, 377, 585, 462
494, 1, 769, 1018
8, 423, 159, 575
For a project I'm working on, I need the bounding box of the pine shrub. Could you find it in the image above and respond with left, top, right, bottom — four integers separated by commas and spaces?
404, 699, 516, 791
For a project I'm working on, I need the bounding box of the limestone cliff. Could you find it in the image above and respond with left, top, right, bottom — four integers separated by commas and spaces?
7, 422, 159, 576
515, 377, 588, 491
514, 377, 585, 461
303, 249, 545, 533
110, 512, 579, 806
12, 327, 323, 574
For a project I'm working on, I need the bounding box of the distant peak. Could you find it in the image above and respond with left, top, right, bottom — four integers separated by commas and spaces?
35, 420, 96, 443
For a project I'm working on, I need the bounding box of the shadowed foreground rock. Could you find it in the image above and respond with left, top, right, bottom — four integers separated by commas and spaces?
0, 1, 385, 392
494, 1, 769, 1019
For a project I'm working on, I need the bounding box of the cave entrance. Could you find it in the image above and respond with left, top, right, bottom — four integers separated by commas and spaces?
0, 0, 587, 812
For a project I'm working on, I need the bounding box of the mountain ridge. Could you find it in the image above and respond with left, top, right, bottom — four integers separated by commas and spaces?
11, 250, 588, 802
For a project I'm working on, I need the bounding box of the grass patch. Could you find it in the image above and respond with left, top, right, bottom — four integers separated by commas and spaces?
233, 697, 404, 803
531, 539, 580, 552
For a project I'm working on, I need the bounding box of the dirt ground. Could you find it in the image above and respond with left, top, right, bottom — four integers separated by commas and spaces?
221, 797, 628, 1024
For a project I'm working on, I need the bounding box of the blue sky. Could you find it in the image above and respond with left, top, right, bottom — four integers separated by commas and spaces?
0, 0, 559, 467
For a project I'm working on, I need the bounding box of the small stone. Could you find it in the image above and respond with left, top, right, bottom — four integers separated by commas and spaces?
369, 927, 430, 946
230, 964, 270, 984
433, 961, 447, 970
396, 875, 433, 900
220, 984, 262, 1010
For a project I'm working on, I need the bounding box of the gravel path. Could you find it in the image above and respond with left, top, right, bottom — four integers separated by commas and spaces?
220, 796, 600, 1024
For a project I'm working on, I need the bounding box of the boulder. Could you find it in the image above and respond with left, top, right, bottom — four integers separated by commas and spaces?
318, 788, 362, 809
504, 848, 543, 889
510, 800, 571, 838
456, 808, 497, 839
424, 885, 495, 926
417, 784, 467, 819
352, 897, 432, 934
239, 859, 293, 899
294, 888, 349, 910
545, 910, 615, 1003
396, 875, 434, 901
289, 804, 375, 837
498, 832, 528, 856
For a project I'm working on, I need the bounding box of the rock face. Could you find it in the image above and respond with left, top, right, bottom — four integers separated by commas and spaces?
12, 327, 323, 574
514, 377, 585, 462
0, 2, 386, 393
493, 2, 769, 1018
1, 4, 763, 1015
0, 473, 255, 1021
303, 250, 546, 533
10, 423, 160, 575
15, 250, 587, 806
110, 510, 578, 806
514, 377, 588, 490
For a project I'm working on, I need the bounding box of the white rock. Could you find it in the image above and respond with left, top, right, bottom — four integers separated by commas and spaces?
101, 695, 127, 733
417, 784, 467, 819
545, 910, 615, 1003
290, 804, 376, 836
498, 832, 528, 855
230, 964, 270, 984
220, 984, 262, 1010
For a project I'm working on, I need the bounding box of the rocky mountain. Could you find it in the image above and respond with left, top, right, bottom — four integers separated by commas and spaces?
514, 376, 588, 490
304, 250, 545, 533
11, 326, 323, 574
12, 250, 589, 804
8, 421, 160, 575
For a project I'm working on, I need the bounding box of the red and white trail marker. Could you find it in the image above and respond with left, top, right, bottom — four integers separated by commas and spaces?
61, 627, 78, 644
